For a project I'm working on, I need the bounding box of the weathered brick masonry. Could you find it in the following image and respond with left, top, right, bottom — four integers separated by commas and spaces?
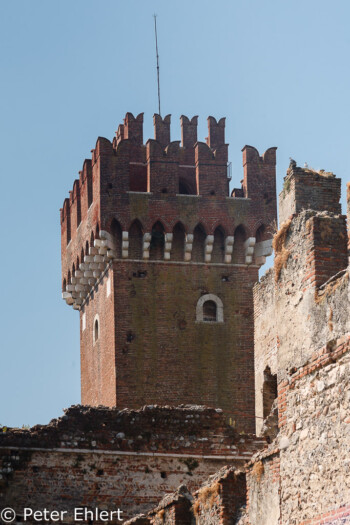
246, 165, 350, 525
0, 406, 264, 521
61, 112, 277, 430
6, 116, 350, 524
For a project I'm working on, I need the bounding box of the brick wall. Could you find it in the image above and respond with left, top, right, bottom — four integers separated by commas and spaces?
61, 111, 277, 426
279, 166, 341, 224
0, 406, 264, 522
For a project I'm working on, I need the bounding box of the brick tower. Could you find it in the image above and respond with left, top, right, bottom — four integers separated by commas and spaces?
61, 112, 277, 432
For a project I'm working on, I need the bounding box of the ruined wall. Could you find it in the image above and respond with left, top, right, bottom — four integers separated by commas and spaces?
125, 467, 247, 525
246, 454, 280, 525
249, 165, 350, 524
277, 336, 350, 524
278, 166, 341, 224
247, 336, 350, 525
255, 168, 349, 437
192, 467, 246, 524
253, 269, 277, 436
0, 406, 264, 522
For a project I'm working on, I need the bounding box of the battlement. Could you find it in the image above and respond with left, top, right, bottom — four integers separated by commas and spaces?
60, 112, 277, 313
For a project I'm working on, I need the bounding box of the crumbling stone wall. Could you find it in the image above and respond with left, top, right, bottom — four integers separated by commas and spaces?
125, 467, 246, 525
246, 454, 280, 525
250, 165, 350, 524
277, 336, 350, 523
247, 336, 350, 525
192, 467, 246, 524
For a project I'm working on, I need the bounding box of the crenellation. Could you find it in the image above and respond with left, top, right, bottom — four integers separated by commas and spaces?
206, 116, 226, 150
153, 113, 171, 148
180, 115, 198, 148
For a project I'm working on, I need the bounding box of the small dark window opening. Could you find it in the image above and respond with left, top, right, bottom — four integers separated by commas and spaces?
263, 366, 278, 419
94, 319, 99, 343
203, 300, 217, 322
179, 181, 190, 194
179, 178, 196, 195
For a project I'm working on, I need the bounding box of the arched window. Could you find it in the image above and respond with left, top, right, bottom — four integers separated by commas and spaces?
90, 231, 95, 250
129, 220, 143, 259
196, 294, 224, 323
192, 224, 206, 262
111, 219, 122, 258
212, 226, 225, 263
93, 315, 100, 344
203, 300, 217, 321
172, 222, 185, 261
62, 279, 67, 292
150, 221, 165, 260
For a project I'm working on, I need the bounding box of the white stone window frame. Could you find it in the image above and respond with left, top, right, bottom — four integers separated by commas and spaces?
93, 314, 100, 345
196, 294, 224, 323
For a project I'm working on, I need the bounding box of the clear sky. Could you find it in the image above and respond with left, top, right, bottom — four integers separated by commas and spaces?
1, 0, 350, 427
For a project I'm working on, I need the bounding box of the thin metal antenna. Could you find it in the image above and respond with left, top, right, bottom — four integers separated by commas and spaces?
154, 14, 161, 116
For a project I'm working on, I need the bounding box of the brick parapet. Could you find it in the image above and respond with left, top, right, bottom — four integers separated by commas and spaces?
61, 112, 277, 308
0, 406, 265, 521
0, 405, 265, 457
279, 167, 341, 224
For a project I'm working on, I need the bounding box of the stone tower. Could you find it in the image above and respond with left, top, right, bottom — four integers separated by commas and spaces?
61, 112, 277, 432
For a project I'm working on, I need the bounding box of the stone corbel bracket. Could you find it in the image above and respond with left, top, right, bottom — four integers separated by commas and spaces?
121, 231, 129, 258
204, 235, 214, 263
244, 237, 256, 264
184, 234, 193, 261
224, 236, 234, 264
164, 233, 173, 260
142, 233, 151, 259
254, 238, 273, 266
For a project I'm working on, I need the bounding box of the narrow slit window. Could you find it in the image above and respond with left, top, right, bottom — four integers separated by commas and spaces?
93, 316, 100, 344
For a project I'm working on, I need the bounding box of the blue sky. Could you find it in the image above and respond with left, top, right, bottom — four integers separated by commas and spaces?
1, 0, 350, 427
